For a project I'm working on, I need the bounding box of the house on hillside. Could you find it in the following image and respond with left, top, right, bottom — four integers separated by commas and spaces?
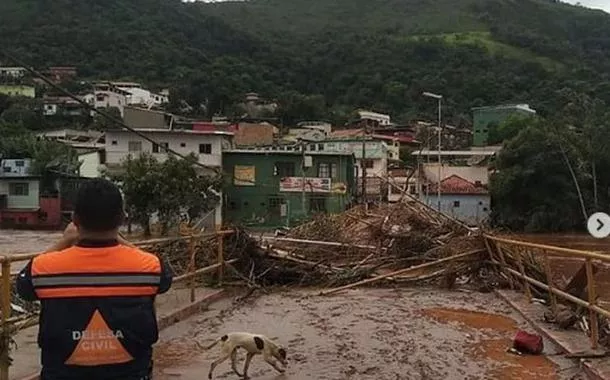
0, 67, 27, 78
223, 149, 356, 228
0, 159, 86, 230
423, 174, 490, 226
91, 82, 130, 117
472, 104, 536, 147
45, 67, 78, 83
0, 85, 35, 98
43, 96, 88, 117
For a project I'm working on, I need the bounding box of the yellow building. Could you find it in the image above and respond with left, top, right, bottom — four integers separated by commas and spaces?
0, 85, 35, 98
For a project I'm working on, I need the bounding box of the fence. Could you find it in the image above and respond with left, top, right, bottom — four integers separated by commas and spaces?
484, 234, 610, 351
0, 229, 235, 380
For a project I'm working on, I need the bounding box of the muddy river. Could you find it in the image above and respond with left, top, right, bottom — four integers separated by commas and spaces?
153, 288, 582, 380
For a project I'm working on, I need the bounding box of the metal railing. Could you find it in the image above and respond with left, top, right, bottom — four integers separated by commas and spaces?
0, 229, 235, 380
484, 234, 610, 351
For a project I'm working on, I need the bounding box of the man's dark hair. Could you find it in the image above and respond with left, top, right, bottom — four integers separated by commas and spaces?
73, 178, 124, 232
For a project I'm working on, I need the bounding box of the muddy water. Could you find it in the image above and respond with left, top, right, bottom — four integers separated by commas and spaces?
502, 233, 610, 252
0, 229, 62, 273
154, 288, 581, 380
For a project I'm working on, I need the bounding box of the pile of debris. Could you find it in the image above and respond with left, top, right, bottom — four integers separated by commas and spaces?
241, 201, 491, 291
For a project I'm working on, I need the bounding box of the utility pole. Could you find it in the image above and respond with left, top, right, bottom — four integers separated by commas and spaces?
423, 92, 443, 212
300, 140, 306, 214
361, 126, 367, 204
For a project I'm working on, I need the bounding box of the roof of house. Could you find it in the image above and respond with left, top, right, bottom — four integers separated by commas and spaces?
429, 175, 488, 195
106, 128, 234, 136
224, 149, 355, 157
471, 104, 536, 113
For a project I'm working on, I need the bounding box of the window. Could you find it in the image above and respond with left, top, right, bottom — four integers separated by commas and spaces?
9, 182, 29, 196
409, 185, 417, 195
2, 167, 10, 173
330, 163, 338, 179
15, 160, 24, 167
128, 141, 142, 152
268, 197, 286, 216
309, 196, 327, 213
309, 144, 316, 151
318, 163, 330, 178
111, 140, 117, 145
99, 150, 107, 164
362, 159, 374, 169
453, 200, 461, 208
318, 144, 324, 151
152, 142, 169, 153
275, 162, 295, 177
199, 143, 212, 154
483, 207, 489, 212
180, 142, 186, 147
96, 94, 105, 101
474, 180, 482, 187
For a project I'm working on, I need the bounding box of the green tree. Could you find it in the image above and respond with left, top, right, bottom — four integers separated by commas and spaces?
489, 119, 589, 232
110, 153, 222, 237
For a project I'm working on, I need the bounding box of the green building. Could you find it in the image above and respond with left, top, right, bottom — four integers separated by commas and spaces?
223, 149, 357, 228
472, 104, 536, 147
0, 85, 35, 98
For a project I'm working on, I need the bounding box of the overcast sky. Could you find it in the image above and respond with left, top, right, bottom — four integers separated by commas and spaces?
190, 0, 610, 13
567, 0, 610, 12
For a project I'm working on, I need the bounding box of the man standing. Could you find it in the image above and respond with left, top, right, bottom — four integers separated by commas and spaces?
17, 178, 173, 380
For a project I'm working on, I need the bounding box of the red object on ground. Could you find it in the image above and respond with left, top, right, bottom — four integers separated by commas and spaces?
513, 330, 544, 354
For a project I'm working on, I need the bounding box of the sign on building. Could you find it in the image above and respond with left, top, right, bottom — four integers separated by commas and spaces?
234, 165, 255, 186
279, 177, 331, 193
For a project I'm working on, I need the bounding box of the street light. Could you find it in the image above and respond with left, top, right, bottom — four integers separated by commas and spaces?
423, 92, 443, 213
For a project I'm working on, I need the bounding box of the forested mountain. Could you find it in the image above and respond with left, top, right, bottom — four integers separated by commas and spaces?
1, 0, 610, 124
2, 0, 610, 231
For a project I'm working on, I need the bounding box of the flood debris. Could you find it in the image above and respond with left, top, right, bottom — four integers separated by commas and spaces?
237, 201, 494, 292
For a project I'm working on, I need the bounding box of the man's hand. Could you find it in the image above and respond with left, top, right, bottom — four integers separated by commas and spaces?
62, 222, 80, 245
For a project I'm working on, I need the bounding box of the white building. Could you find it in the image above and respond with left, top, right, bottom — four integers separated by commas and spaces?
1, 159, 32, 176
0, 67, 26, 78
118, 87, 169, 107
104, 128, 233, 168
91, 82, 130, 117
358, 110, 391, 126
104, 128, 235, 227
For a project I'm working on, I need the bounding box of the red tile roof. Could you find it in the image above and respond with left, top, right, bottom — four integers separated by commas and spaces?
429, 174, 488, 195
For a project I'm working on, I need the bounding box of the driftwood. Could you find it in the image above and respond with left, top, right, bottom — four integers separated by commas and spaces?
319, 249, 484, 296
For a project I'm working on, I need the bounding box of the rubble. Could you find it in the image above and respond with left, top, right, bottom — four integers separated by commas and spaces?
240, 201, 491, 290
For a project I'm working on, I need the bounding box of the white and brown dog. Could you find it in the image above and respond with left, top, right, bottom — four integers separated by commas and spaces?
201, 332, 288, 379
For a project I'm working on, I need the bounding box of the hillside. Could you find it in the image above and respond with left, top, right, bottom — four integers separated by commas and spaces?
1, 0, 610, 124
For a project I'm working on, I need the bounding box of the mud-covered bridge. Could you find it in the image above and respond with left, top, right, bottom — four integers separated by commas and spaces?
1, 217, 610, 380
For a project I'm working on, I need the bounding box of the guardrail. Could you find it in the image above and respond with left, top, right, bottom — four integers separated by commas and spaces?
484, 234, 610, 351
0, 229, 235, 380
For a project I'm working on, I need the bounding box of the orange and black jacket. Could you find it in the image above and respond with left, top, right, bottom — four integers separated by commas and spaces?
16, 239, 173, 380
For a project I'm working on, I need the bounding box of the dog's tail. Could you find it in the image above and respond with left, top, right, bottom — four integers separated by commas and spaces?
195, 335, 226, 351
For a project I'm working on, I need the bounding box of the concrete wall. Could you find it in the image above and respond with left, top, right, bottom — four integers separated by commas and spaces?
0, 179, 40, 209
123, 107, 168, 129
79, 151, 101, 178
105, 130, 228, 167
423, 193, 490, 226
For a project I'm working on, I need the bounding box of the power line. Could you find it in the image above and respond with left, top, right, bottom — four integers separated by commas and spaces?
0, 49, 221, 174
